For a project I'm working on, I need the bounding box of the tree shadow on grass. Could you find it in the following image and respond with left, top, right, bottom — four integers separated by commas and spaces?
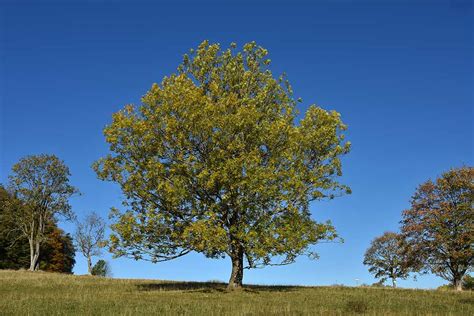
246, 284, 299, 293
136, 282, 299, 293
137, 282, 227, 293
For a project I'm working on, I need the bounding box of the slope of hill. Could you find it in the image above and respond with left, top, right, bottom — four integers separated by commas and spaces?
0, 270, 472, 315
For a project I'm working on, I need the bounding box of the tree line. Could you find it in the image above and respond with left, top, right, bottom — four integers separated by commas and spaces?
1, 41, 472, 290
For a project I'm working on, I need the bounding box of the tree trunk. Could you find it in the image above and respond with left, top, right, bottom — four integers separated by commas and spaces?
392, 278, 397, 288
29, 239, 40, 271
87, 256, 93, 275
34, 239, 40, 271
227, 245, 244, 290
453, 277, 463, 291
28, 215, 44, 271
28, 239, 35, 271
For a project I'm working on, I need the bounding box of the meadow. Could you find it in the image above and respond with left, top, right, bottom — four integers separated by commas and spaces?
0, 270, 472, 315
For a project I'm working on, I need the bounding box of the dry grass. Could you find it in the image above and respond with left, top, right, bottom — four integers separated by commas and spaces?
0, 270, 472, 315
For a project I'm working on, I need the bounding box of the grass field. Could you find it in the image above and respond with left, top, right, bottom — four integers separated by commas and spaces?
0, 270, 472, 315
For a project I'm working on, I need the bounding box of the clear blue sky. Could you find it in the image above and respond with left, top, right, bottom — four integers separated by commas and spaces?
1, 0, 472, 288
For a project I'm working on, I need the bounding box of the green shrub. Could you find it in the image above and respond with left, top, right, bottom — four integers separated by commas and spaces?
462, 275, 473, 290
91, 260, 111, 277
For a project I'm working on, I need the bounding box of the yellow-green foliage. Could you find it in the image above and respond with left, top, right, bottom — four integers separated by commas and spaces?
1, 270, 473, 315
94, 41, 350, 270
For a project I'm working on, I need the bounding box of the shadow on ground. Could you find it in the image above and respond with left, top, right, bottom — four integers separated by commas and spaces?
136, 282, 299, 293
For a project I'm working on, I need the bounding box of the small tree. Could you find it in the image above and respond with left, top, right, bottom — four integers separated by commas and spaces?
363, 232, 413, 287
91, 259, 111, 277
7, 154, 77, 271
74, 212, 106, 274
401, 167, 473, 291
94, 41, 350, 289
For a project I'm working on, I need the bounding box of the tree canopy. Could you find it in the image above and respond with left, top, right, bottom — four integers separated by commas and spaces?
363, 232, 414, 287
94, 40, 350, 289
401, 167, 473, 291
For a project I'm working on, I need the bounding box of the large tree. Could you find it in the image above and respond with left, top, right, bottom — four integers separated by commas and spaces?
74, 212, 106, 274
363, 232, 415, 287
7, 154, 77, 271
94, 41, 350, 289
401, 167, 473, 291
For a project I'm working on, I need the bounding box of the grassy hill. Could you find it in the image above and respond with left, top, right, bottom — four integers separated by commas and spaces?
0, 270, 472, 315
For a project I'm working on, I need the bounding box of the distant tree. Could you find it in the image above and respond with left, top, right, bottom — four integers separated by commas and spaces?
1, 186, 75, 272
74, 212, 106, 274
363, 232, 414, 287
401, 167, 473, 291
7, 154, 78, 271
93, 41, 350, 289
91, 259, 111, 277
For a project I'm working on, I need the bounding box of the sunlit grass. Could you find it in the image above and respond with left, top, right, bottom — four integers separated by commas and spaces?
0, 270, 472, 315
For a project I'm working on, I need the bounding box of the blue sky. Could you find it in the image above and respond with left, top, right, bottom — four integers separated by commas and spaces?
0, 0, 472, 288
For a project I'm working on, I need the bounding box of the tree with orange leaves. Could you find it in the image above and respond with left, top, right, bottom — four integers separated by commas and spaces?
363, 232, 415, 288
39, 224, 76, 274
401, 167, 473, 291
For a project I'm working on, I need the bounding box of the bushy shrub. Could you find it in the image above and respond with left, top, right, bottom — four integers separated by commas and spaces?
462, 275, 473, 290
91, 260, 111, 277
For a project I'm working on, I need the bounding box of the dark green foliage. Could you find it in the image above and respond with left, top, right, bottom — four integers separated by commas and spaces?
463, 275, 474, 290
0, 186, 29, 269
91, 260, 111, 277
0, 186, 75, 273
